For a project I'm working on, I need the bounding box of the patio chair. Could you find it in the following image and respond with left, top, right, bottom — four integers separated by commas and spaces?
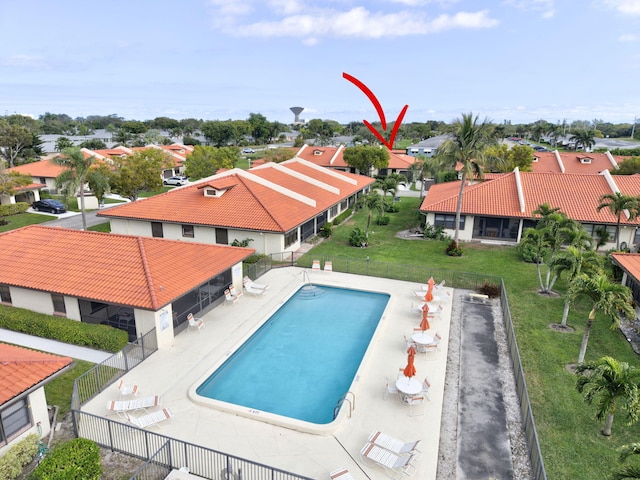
384, 376, 399, 400
107, 395, 162, 418
229, 284, 243, 298
244, 284, 267, 297
403, 335, 417, 354
360, 442, 417, 478
187, 313, 205, 332
312, 259, 321, 271
422, 333, 442, 354
224, 289, 239, 306
324, 261, 333, 272
329, 468, 354, 480
368, 431, 421, 457
126, 407, 173, 429
420, 377, 431, 400
403, 395, 426, 417
116, 379, 139, 399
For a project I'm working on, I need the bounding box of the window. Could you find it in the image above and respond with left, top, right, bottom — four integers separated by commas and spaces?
284, 228, 298, 248
151, 222, 164, 238
434, 214, 465, 229
329, 205, 338, 218
182, 225, 194, 238
51, 294, 66, 315
582, 224, 617, 242
0, 285, 11, 304
216, 228, 228, 245
1, 398, 30, 445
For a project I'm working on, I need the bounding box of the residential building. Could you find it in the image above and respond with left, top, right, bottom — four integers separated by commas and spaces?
98, 158, 374, 255
405, 134, 450, 157
419, 169, 640, 249
530, 150, 628, 174
0, 225, 254, 345
0, 344, 71, 455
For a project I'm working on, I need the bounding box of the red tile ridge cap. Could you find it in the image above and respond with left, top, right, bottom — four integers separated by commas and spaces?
282, 157, 359, 185
252, 161, 341, 194
232, 168, 316, 207
136, 236, 160, 311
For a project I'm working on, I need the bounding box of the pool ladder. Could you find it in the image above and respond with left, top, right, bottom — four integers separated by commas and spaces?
301, 270, 312, 286
333, 391, 355, 420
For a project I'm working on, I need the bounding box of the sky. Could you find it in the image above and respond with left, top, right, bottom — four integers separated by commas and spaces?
1, 0, 639, 126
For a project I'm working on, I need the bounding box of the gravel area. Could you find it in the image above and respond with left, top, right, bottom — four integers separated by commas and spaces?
436, 290, 533, 479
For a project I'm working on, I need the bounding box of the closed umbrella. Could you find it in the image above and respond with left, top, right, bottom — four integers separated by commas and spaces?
425, 277, 435, 302
420, 306, 430, 335
403, 348, 416, 380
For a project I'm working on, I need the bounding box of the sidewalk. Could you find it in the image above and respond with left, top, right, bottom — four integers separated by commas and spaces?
0, 329, 112, 363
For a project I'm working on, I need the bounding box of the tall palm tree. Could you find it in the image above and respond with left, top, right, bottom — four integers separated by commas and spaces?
433, 113, 496, 247
569, 128, 596, 151
54, 147, 96, 230
597, 192, 638, 250
614, 443, 640, 479
576, 356, 640, 437
569, 274, 635, 364
356, 191, 385, 240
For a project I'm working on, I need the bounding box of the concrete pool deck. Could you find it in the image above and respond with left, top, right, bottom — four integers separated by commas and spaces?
82, 267, 453, 479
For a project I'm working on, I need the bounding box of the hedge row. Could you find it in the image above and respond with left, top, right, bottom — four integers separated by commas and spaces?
30, 438, 102, 480
0, 202, 30, 217
0, 434, 38, 480
332, 208, 352, 226
0, 305, 128, 353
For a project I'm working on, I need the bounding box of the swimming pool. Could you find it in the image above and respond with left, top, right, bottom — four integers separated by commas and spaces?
190, 284, 389, 433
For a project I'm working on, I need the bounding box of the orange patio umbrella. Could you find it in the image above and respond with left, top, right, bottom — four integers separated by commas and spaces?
425, 277, 435, 302
420, 308, 430, 334
403, 347, 417, 379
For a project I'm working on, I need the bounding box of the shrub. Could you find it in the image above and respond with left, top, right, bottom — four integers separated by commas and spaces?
349, 227, 368, 247
478, 282, 501, 298
423, 223, 448, 241
0, 434, 38, 480
244, 254, 266, 264
384, 202, 399, 213
518, 242, 547, 263
30, 438, 102, 480
445, 240, 463, 257
231, 238, 253, 247
332, 209, 352, 226
375, 215, 390, 225
0, 202, 30, 217
0, 305, 128, 352
320, 222, 333, 238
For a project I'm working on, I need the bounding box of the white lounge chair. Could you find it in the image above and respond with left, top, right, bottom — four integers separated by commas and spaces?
126, 407, 173, 429
329, 468, 354, 480
244, 284, 267, 297
360, 442, 417, 478
324, 261, 333, 272
312, 259, 321, 271
107, 395, 162, 417
368, 431, 421, 456
420, 377, 431, 400
229, 284, 243, 298
243, 276, 269, 291
187, 313, 205, 332
116, 379, 139, 399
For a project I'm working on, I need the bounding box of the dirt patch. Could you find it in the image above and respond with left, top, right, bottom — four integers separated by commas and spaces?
396, 229, 425, 240
549, 323, 575, 333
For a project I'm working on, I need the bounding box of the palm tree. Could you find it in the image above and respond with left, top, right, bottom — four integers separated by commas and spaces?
614, 443, 640, 479
568, 274, 635, 364
356, 191, 385, 240
434, 113, 496, 247
569, 128, 596, 151
576, 356, 640, 436
597, 192, 638, 250
54, 147, 96, 230
372, 176, 398, 205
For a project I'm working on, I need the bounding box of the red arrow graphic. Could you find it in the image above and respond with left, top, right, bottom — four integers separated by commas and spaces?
343, 72, 409, 150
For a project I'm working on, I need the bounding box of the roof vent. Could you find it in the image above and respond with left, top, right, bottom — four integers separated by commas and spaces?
314, 150, 322, 156
532, 156, 538, 162
580, 157, 592, 164
203, 186, 228, 197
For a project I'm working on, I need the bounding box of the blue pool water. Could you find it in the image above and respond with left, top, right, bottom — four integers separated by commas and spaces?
195, 285, 389, 424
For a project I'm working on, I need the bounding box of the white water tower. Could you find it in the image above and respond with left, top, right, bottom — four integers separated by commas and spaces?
290, 106, 304, 124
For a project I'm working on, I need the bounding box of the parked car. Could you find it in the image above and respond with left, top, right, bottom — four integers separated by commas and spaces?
163, 176, 189, 186
242, 148, 256, 154
32, 199, 67, 214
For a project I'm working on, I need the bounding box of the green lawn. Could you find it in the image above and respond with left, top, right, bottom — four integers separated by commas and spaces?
44, 360, 95, 416
87, 222, 111, 233
301, 197, 640, 480
0, 213, 52, 232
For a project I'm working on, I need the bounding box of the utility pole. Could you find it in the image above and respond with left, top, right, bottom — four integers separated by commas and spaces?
632, 116, 638, 140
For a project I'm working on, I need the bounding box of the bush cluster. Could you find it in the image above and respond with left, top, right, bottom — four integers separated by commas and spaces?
478, 282, 501, 298
0, 305, 128, 352
244, 254, 267, 264
0, 202, 30, 217
332, 209, 352, 226
349, 227, 367, 247
375, 215, 390, 225
423, 223, 448, 241
445, 240, 463, 257
384, 202, 399, 213
0, 434, 38, 480
30, 438, 102, 480
320, 222, 333, 238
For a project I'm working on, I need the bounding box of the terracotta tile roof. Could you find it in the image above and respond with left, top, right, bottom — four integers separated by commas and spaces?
0, 225, 254, 310
530, 151, 628, 174
611, 253, 640, 281
0, 343, 72, 405
420, 171, 640, 225
292, 145, 418, 171
7, 159, 67, 178
99, 160, 374, 233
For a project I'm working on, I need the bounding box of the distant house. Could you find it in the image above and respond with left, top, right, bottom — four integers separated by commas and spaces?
530, 150, 628, 174
6, 158, 66, 196
405, 134, 450, 157
39, 129, 116, 153
86, 144, 193, 178
0, 225, 254, 344
419, 169, 640, 249
0, 343, 71, 456
98, 158, 374, 255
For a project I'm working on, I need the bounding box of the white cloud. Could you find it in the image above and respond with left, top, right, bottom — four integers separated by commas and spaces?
2, 54, 47, 67
603, 0, 640, 15
619, 33, 639, 42
269, 0, 304, 15
228, 7, 498, 41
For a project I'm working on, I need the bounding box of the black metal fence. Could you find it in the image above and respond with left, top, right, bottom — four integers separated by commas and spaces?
500, 280, 547, 480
